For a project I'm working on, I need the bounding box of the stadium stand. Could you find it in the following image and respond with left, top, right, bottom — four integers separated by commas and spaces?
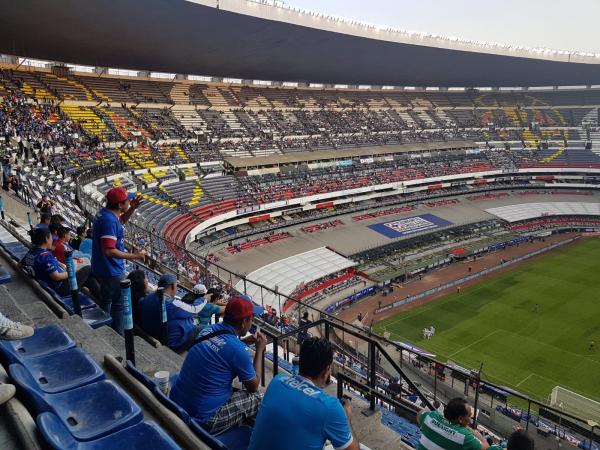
3, 59, 600, 450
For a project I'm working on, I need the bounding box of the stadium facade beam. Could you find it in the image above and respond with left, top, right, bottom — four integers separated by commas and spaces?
2, 0, 600, 87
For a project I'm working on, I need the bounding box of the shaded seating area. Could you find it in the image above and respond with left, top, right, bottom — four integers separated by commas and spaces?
1, 324, 179, 449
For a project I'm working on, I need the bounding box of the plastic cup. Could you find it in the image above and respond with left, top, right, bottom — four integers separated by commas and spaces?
154, 370, 170, 394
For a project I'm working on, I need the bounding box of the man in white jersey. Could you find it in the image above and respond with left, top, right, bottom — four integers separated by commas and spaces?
417, 397, 489, 450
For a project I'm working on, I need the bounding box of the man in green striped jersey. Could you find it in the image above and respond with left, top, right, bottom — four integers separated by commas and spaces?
417, 397, 489, 450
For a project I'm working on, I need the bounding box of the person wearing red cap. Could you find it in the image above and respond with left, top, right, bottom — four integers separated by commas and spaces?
91, 186, 145, 334
170, 295, 266, 435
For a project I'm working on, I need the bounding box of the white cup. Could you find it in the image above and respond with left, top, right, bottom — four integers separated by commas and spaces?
154, 370, 170, 395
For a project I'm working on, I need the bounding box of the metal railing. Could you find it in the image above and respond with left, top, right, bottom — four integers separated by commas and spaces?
70, 161, 600, 446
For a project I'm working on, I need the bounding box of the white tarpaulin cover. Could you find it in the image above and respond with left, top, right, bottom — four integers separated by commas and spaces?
486, 202, 600, 223
235, 247, 355, 310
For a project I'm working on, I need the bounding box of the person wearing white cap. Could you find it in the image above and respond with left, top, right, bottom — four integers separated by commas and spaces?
141, 273, 208, 352
197, 287, 227, 330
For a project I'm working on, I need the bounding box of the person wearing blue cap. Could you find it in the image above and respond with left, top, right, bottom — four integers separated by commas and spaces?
141, 273, 208, 352
91, 186, 145, 334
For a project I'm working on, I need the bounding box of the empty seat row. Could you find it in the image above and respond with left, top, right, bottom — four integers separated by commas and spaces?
0, 324, 179, 449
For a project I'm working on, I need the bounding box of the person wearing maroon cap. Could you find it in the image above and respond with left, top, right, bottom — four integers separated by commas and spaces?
91, 186, 145, 334
170, 295, 266, 435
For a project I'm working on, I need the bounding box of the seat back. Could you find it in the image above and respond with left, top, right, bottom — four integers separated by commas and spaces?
218, 425, 253, 450
36, 412, 78, 450
0, 324, 75, 364
9, 363, 51, 414
154, 386, 190, 424
189, 419, 229, 450
125, 360, 157, 391
21, 347, 105, 394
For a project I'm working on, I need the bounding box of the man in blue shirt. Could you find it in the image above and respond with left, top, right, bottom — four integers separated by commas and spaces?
91, 187, 145, 334
248, 337, 359, 450
141, 273, 206, 352
170, 296, 266, 435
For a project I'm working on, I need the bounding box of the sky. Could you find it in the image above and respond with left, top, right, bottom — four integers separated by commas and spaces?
285, 0, 600, 53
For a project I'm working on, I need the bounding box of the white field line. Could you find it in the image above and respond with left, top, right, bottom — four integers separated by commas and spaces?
516, 373, 534, 387
447, 330, 502, 358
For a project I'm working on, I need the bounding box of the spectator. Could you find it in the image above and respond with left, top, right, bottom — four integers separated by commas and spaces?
2, 173, 19, 193
248, 337, 359, 450
0, 311, 33, 340
52, 226, 72, 264
417, 397, 489, 450
36, 194, 54, 214
488, 430, 533, 450
70, 225, 87, 251
34, 212, 51, 231
91, 187, 145, 334
141, 273, 207, 352
0, 311, 34, 405
78, 228, 93, 257
297, 311, 311, 344
127, 270, 148, 327
170, 296, 266, 435
20, 227, 97, 299
50, 214, 64, 226
195, 286, 226, 330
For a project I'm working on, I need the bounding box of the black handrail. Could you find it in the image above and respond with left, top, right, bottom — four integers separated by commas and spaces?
70, 158, 600, 435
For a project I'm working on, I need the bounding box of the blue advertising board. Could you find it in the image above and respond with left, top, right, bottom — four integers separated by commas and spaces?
368, 214, 453, 239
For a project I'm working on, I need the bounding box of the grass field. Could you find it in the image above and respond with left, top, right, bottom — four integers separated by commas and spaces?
374, 238, 600, 404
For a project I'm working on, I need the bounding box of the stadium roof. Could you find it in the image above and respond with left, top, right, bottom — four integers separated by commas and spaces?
2, 0, 600, 87
224, 141, 477, 169
234, 247, 355, 310
486, 202, 600, 223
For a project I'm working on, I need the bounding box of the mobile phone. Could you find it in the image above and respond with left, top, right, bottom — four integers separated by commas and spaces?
249, 325, 257, 335
339, 395, 352, 406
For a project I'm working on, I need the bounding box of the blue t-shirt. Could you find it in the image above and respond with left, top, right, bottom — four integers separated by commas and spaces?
170, 322, 255, 424
24, 247, 64, 291
197, 302, 221, 329
91, 208, 125, 278
248, 375, 353, 450
79, 238, 92, 257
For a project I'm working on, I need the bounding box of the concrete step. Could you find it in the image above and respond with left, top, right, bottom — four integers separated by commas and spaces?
0, 285, 33, 327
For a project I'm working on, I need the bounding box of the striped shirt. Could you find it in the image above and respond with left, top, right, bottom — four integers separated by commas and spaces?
418, 411, 482, 450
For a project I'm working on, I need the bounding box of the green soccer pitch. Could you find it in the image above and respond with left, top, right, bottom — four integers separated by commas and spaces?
374, 237, 600, 403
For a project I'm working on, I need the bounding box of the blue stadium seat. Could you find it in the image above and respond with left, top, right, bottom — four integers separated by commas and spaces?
217, 425, 253, 450
125, 361, 159, 392
16, 347, 105, 394
189, 420, 228, 450
0, 265, 12, 284
123, 361, 248, 450
0, 324, 75, 365
2, 241, 29, 260
81, 307, 112, 329
38, 280, 97, 312
9, 365, 143, 441
37, 281, 111, 328
124, 362, 233, 450
37, 412, 180, 450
